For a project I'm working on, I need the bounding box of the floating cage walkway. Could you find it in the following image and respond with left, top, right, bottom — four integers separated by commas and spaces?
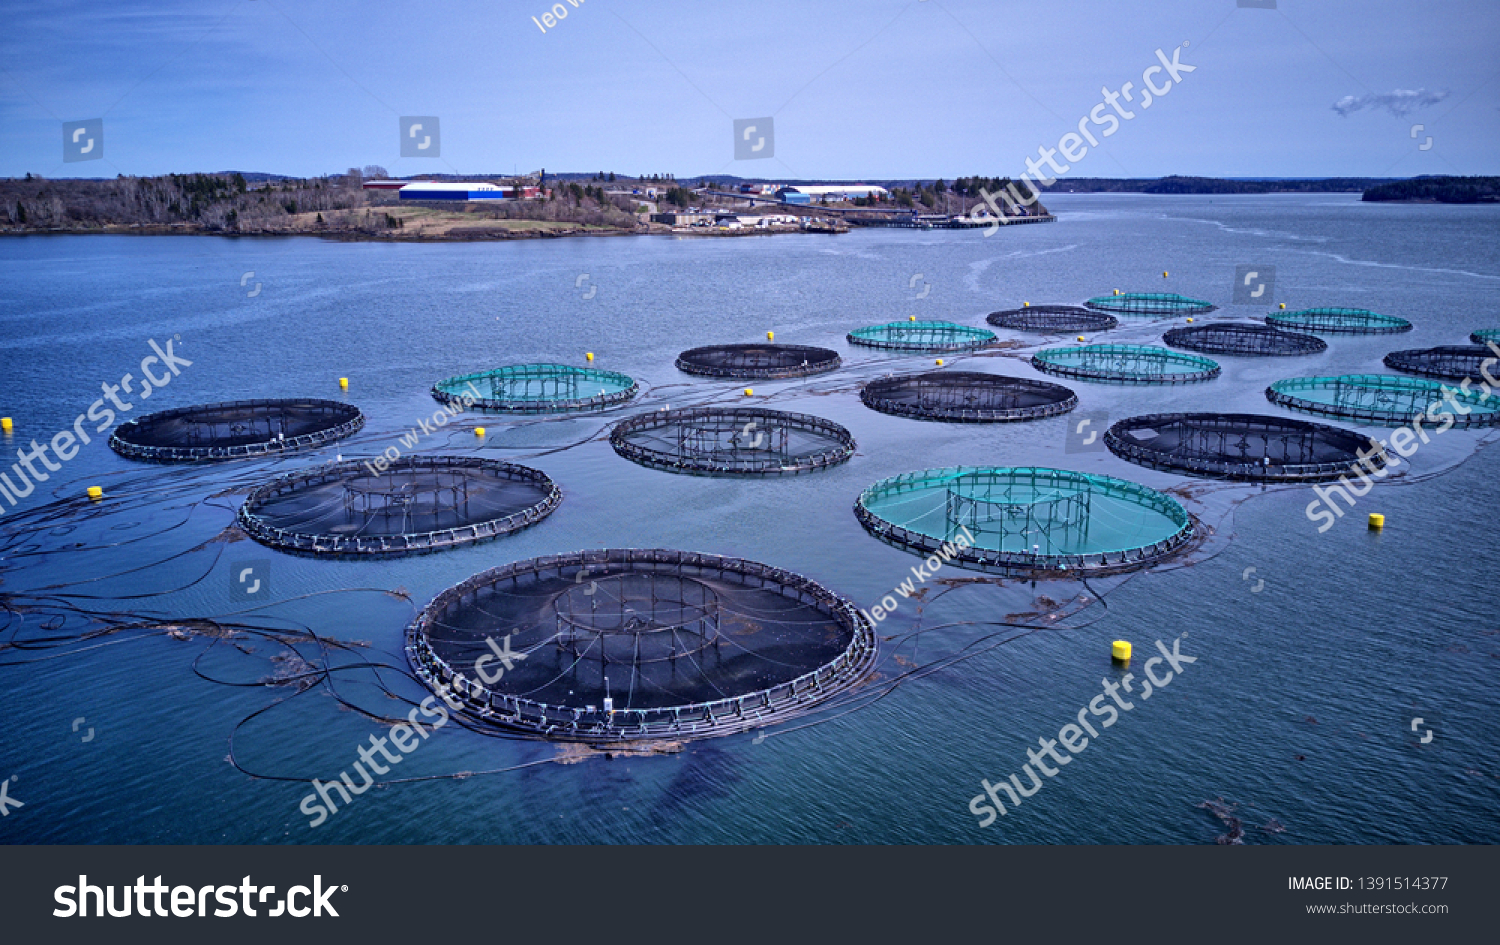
432, 363, 638, 414
1267, 374, 1500, 427
847, 320, 996, 352
404, 549, 879, 743
1104, 412, 1386, 482
676, 343, 841, 379
1266, 308, 1412, 335
237, 456, 560, 555
1163, 322, 1327, 357
1085, 293, 1216, 316
987, 306, 1119, 333
860, 371, 1077, 423
1383, 345, 1497, 382
109, 398, 363, 463
1031, 344, 1221, 385
1472, 329, 1500, 346
610, 407, 855, 476
854, 466, 1194, 576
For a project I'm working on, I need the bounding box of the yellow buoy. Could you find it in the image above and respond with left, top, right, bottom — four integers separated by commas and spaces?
586, 352, 594, 362
935, 358, 944, 366
1368, 513, 1385, 530
338, 377, 349, 390
1111, 640, 1132, 662
474, 427, 486, 437
1023, 301, 1029, 307
1163, 271, 1168, 278
1077, 335, 1086, 342
767, 331, 774, 341
1186, 317, 1194, 323
744, 388, 753, 396
1114, 289, 1120, 295
86, 486, 104, 500
0, 417, 11, 433
1279, 303, 1286, 310
909, 315, 916, 322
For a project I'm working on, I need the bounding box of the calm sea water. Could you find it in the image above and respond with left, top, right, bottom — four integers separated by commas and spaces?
1, 194, 1496, 844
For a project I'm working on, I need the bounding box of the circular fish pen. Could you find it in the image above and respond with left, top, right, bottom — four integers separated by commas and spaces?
1084, 293, 1217, 316
1266, 374, 1500, 427
1383, 345, 1495, 381
404, 549, 879, 743
1104, 413, 1386, 482
986, 306, 1119, 333
860, 371, 1077, 423
847, 320, 996, 352
1031, 344, 1221, 385
675, 343, 841, 379
610, 407, 854, 476
237, 456, 561, 555
432, 363, 638, 414
109, 398, 363, 462
1162, 322, 1327, 357
854, 466, 1193, 576
1266, 308, 1412, 335
1472, 329, 1500, 346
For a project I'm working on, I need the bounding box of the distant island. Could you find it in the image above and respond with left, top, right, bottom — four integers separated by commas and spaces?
1359, 176, 1500, 203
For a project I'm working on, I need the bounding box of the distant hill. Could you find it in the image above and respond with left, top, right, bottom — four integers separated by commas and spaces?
1037, 176, 1401, 194
1360, 176, 1500, 203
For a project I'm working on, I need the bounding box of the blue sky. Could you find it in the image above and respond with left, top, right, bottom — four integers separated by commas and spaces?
2, 0, 1496, 180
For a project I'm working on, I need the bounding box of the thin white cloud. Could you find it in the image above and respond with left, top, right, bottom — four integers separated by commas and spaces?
1332, 88, 1449, 117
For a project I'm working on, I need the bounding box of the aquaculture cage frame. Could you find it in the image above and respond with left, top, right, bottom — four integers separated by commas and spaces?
1084, 293, 1217, 316
1266, 374, 1500, 427
1266, 308, 1412, 335
1030, 344, 1221, 385
854, 466, 1194, 576
109, 398, 364, 462
432, 363, 638, 414
859, 370, 1078, 423
1162, 322, 1327, 357
236, 455, 561, 555
1382, 345, 1495, 381
404, 548, 880, 743
1103, 412, 1387, 482
986, 306, 1119, 333
675, 343, 841, 379
846, 320, 997, 352
610, 407, 855, 476
1472, 329, 1500, 346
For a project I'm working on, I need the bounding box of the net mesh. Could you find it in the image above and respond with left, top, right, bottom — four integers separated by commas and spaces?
610, 407, 855, 475
860, 371, 1077, 422
1266, 308, 1412, 334
432, 364, 638, 413
1266, 374, 1500, 427
1382, 345, 1495, 381
1031, 344, 1221, 384
238, 456, 560, 555
1084, 293, 1216, 316
1472, 329, 1500, 346
855, 466, 1193, 574
675, 343, 840, 379
1163, 322, 1326, 357
109, 398, 363, 462
847, 321, 996, 351
987, 306, 1119, 332
405, 549, 879, 742
1104, 412, 1385, 481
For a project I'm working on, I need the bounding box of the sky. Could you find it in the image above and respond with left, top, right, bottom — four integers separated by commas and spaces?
2, 0, 1497, 181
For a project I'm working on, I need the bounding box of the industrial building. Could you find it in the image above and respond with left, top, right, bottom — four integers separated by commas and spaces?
776, 184, 889, 203
359, 181, 543, 200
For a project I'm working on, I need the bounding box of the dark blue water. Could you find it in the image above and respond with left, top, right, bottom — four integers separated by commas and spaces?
1, 194, 1497, 844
